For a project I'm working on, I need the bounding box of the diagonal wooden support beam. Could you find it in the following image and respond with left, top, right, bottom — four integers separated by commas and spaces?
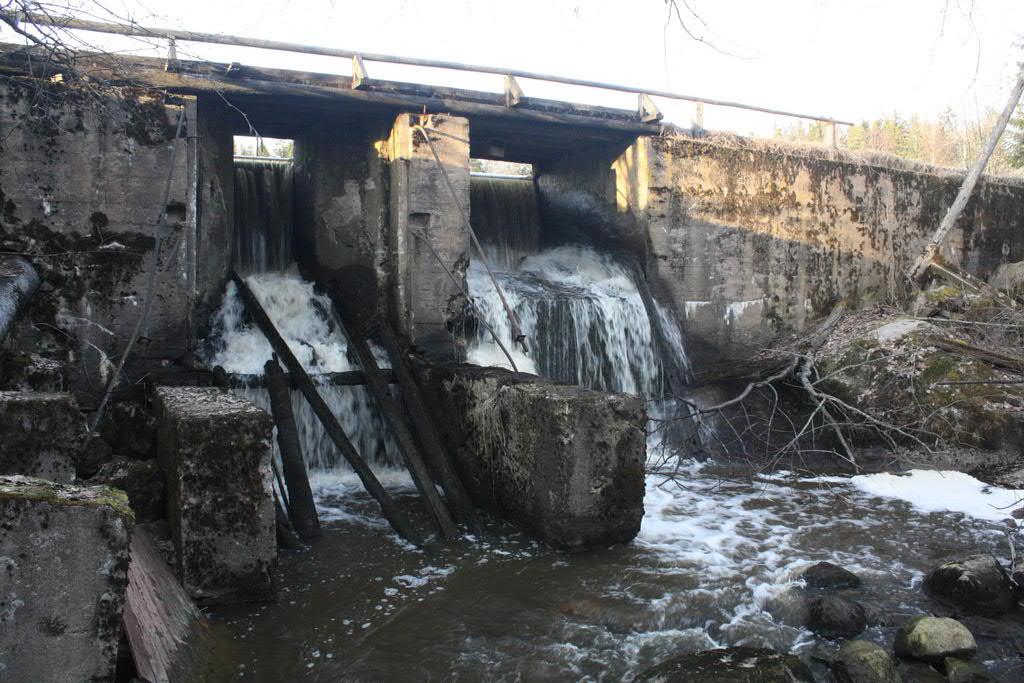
351, 54, 369, 90
504, 74, 523, 107
638, 93, 662, 123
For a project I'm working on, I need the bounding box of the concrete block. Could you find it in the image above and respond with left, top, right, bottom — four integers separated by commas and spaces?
425, 365, 646, 550
0, 475, 133, 682
154, 386, 275, 605
0, 391, 83, 482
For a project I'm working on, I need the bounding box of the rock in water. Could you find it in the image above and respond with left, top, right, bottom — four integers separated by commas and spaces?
801, 561, 861, 589
894, 616, 977, 664
633, 646, 814, 682
806, 595, 867, 638
944, 657, 999, 683
896, 660, 947, 682
831, 640, 899, 683
925, 554, 1017, 616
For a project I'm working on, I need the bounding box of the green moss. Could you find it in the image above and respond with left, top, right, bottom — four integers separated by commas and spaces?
924, 285, 960, 303
0, 476, 134, 520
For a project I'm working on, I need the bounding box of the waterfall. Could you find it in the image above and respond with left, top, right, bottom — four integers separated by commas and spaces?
204, 272, 397, 472
470, 175, 541, 270
233, 159, 294, 273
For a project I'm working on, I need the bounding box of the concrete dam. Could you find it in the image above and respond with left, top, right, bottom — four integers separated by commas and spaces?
2, 26, 1024, 683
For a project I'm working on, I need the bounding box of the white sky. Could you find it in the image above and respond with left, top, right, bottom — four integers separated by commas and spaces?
3, 0, 1023, 135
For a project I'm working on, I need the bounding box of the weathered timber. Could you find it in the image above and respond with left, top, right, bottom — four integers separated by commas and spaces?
231, 271, 422, 545
377, 321, 478, 527
124, 525, 210, 683
274, 493, 302, 550
264, 356, 321, 539
229, 368, 392, 389
338, 318, 459, 540
929, 336, 1024, 374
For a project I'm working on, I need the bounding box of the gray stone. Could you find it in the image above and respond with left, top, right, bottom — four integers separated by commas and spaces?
944, 657, 999, 683
801, 561, 862, 589
806, 594, 867, 638
0, 390, 83, 482
832, 640, 899, 683
896, 660, 946, 682
989, 261, 1024, 293
424, 365, 646, 551
0, 475, 133, 681
154, 386, 275, 605
0, 352, 65, 392
92, 456, 165, 523
925, 554, 1017, 616
634, 646, 814, 682
894, 616, 977, 664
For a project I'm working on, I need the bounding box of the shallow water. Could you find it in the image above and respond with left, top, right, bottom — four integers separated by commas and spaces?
208, 465, 1024, 682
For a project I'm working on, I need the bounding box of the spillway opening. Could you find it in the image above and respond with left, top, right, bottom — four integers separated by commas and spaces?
232, 136, 296, 273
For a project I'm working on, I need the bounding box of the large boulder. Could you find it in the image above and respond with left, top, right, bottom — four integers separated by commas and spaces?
806, 595, 866, 638
634, 646, 814, 682
924, 554, 1017, 616
896, 660, 946, 682
988, 261, 1024, 293
831, 640, 899, 683
894, 616, 977, 664
154, 386, 275, 605
0, 475, 133, 681
800, 561, 861, 589
0, 390, 83, 482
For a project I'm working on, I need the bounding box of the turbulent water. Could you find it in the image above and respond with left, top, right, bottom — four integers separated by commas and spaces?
206, 175, 1024, 681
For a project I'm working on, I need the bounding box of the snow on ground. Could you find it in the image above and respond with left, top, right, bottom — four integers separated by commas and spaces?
850, 469, 1024, 522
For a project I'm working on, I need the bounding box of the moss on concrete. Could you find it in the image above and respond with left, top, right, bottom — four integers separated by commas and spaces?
0, 475, 134, 520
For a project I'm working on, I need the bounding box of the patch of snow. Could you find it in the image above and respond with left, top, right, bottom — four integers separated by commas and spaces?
850, 469, 1023, 522
869, 319, 931, 343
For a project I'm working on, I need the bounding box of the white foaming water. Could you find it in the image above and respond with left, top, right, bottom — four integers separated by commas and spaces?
467, 245, 677, 397
205, 270, 396, 472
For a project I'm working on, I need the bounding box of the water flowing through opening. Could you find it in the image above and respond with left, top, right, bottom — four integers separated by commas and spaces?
202, 157, 396, 477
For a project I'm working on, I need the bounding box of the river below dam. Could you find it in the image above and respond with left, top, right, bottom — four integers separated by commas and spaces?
205, 465, 1024, 681
200, 171, 1024, 681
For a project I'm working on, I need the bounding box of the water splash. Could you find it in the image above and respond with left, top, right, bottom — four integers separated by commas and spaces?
204, 271, 396, 472
467, 244, 686, 398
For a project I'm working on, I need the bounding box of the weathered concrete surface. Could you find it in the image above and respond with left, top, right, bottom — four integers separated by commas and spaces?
422, 365, 646, 550
0, 78, 201, 407
613, 134, 1024, 375
388, 114, 471, 359
0, 390, 83, 482
154, 386, 275, 604
0, 475, 133, 682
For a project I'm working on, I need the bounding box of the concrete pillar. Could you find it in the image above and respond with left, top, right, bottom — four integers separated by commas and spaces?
422, 366, 646, 550
388, 114, 471, 359
154, 387, 275, 605
0, 475, 133, 681
0, 391, 84, 482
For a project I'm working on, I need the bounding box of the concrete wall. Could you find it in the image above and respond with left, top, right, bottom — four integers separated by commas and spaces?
614, 135, 1024, 375
0, 78, 209, 406
388, 114, 471, 359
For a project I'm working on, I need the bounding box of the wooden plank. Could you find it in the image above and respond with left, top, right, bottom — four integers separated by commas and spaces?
351, 55, 369, 90
232, 271, 422, 546
228, 368, 391, 388
336, 314, 459, 540
124, 526, 209, 683
265, 357, 321, 540
504, 74, 523, 107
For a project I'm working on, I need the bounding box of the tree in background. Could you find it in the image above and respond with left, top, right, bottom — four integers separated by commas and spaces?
777, 108, 1023, 177
1009, 105, 1024, 169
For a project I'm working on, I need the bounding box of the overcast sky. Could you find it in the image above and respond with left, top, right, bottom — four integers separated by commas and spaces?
3, 0, 1022, 134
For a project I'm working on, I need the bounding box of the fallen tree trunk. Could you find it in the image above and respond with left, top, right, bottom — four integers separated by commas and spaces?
232, 271, 422, 546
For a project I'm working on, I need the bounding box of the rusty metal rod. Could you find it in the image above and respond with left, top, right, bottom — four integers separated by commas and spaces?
10, 11, 854, 126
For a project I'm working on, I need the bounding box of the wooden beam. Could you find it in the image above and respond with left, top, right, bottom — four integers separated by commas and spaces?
504, 74, 523, 107
351, 54, 369, 90
231, 271, 422, 546
638, 93, 662, 123
264, 357, 321, 540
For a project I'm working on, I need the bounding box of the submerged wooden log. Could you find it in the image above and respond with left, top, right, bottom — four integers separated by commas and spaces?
231, 271, 422, 546
264, 356, 321, 540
